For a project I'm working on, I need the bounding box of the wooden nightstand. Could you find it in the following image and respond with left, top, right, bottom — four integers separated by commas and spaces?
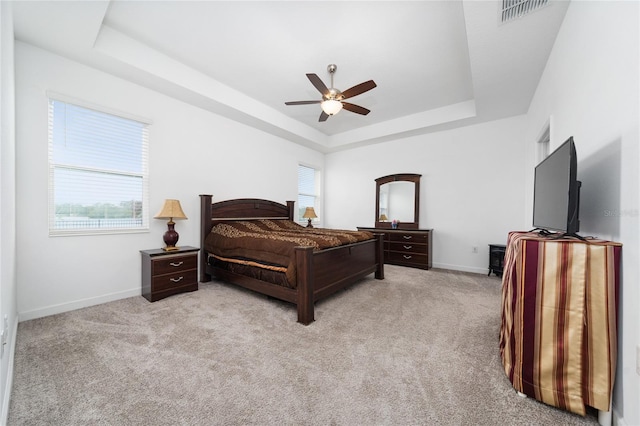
140, 246, 199, 302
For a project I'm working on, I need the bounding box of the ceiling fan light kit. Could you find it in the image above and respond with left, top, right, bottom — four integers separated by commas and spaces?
285, 64, 376, 122
321, 99, 343, 115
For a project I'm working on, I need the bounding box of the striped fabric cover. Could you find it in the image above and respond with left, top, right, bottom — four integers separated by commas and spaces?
499, 231, 621, 415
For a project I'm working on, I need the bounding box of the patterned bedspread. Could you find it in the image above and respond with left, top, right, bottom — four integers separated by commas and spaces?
204, 219, 374, 287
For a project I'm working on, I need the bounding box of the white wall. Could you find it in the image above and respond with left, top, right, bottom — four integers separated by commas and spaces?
0, 1, 18, 422
524, 1, 639, 425
14, 42, 324, 320
324, 115, 528, 274
11, 3, 638, 423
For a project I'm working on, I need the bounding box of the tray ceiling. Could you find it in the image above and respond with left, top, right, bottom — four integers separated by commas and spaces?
11, 0, 570, 152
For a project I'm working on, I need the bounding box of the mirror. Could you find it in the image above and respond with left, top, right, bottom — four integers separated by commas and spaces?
375, 173, 421, 229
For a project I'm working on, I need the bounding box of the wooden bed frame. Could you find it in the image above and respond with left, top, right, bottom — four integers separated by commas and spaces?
199, 195, 384, 325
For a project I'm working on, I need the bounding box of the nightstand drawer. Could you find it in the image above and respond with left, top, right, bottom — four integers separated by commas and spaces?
152, 254, 197, 276
152, 269, 197, 292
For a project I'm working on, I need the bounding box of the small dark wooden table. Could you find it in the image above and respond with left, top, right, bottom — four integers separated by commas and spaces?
140, 246, 199, 302
488, 244, 506, 277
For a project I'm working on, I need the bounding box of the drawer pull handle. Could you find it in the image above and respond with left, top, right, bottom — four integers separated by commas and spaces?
403, 255, 413, 259
170, 276, 184, 283
169, 262, 184, 267
403, 236, 413, 240
403, 245, 412, 249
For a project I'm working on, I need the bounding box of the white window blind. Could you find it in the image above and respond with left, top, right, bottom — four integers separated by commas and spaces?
48, 99, 149, 235
297, 164, 319, 224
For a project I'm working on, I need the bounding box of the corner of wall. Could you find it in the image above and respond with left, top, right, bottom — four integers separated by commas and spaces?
1, 1, 19, 423
1, 316, 18, 425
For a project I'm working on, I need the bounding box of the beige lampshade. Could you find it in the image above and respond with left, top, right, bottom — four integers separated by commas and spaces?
379, 214, 388, 221
154, 199, 187, 220
302, 207, 318, 219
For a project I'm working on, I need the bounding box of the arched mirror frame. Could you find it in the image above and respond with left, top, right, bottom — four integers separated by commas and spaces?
375, 173, 421, 229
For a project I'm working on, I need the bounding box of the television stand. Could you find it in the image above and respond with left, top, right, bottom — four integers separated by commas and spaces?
500, 231, 621, 417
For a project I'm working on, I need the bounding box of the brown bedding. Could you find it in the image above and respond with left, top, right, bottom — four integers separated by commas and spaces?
203, 219, 374, 287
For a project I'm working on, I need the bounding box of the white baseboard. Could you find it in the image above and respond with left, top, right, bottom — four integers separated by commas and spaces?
612, 406, 626, 426
432, 262, 490, 275
1, 315, 18, 426
19, 288, 141, 322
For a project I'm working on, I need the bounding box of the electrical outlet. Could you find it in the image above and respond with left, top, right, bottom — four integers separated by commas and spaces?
472, 246, 478, 254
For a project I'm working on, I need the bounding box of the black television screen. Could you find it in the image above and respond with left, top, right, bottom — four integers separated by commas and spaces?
532, 137, 581, 234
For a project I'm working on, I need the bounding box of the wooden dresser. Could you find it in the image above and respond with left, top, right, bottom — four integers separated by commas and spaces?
358, 228, 432, 270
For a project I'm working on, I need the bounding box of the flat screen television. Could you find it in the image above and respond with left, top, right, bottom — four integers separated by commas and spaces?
532, 136, 581, 235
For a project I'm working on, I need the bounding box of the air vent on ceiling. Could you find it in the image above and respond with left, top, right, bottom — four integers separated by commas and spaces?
501, 0, 549, 23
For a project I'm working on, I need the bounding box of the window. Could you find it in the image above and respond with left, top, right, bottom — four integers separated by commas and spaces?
297, 164, 320, 225
48, 99, 149, 235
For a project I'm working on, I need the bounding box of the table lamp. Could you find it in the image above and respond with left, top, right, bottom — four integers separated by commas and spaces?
302, 207, 317, 228
154, 199, 187, 251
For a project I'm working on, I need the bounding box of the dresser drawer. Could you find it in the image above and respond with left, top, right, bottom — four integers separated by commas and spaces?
388, 232, 429, 243
389, 241, 427, 254
356, 228, 432, 270
152, 269, 198, 292
152, 254, 197, 276
387, 251, 428, 267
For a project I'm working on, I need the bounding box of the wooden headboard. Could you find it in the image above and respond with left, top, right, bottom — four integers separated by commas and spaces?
199, 195, 295, 280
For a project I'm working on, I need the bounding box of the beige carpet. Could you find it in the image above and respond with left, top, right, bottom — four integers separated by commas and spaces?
8, 266, 597, 425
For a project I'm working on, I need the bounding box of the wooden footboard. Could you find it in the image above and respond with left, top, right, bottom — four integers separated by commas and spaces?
200, 194, 384, 325
295, 235, 384, 324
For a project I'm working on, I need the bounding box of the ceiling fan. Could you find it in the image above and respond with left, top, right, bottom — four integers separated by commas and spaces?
285, 64, 377, 122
